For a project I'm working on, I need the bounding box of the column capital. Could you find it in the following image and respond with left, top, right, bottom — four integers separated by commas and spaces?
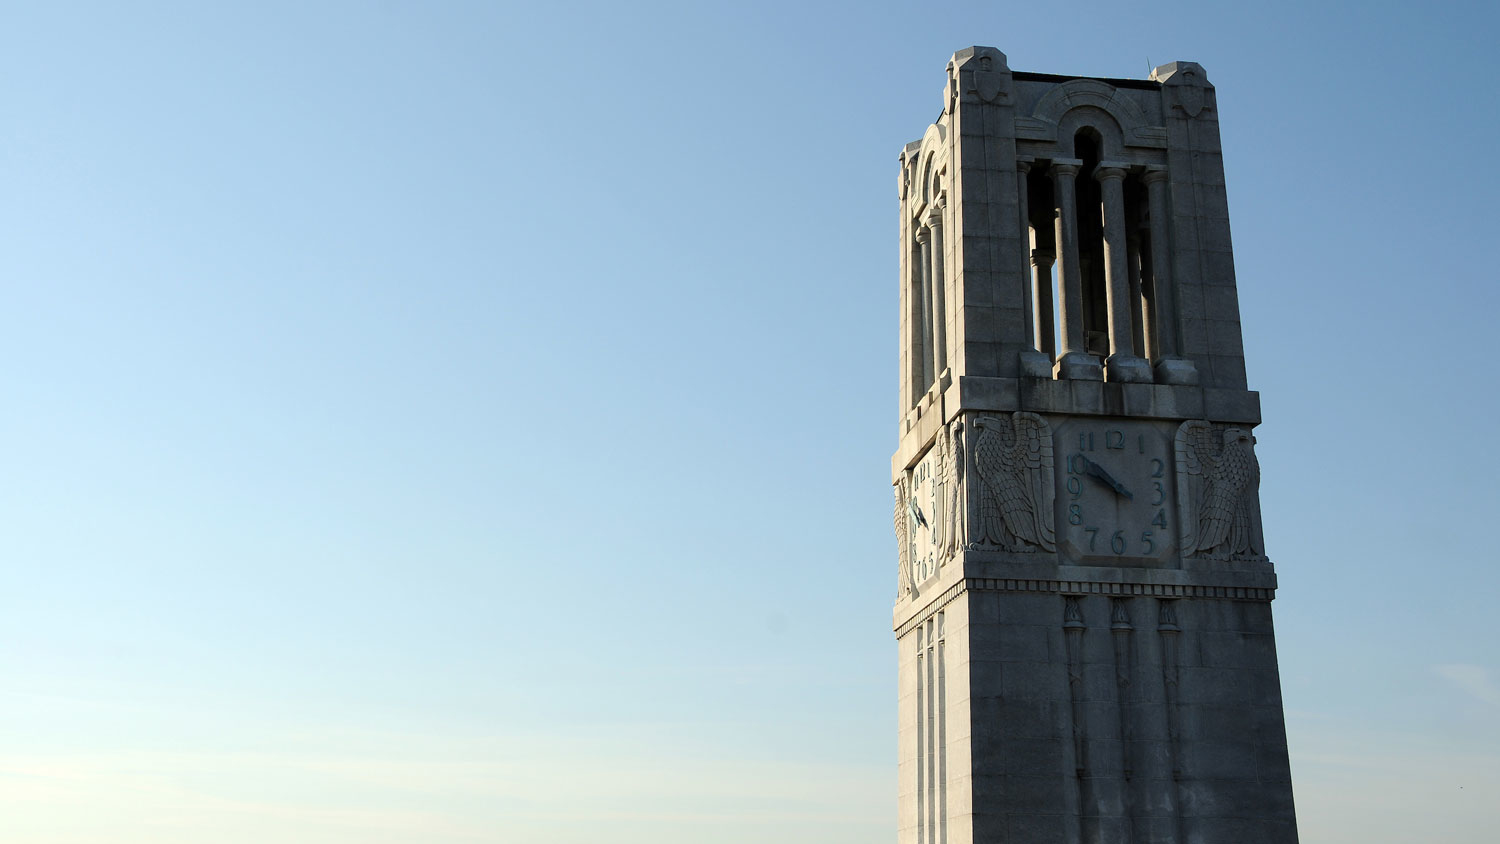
1094, 164, 1129, 182
1017, 158, 1033, 174
1141, 167, 1170, 185
924, 206, 943, 228
1051, 158, 1083, 178
1030, 250, 1056, 268
914, 225, 932, 244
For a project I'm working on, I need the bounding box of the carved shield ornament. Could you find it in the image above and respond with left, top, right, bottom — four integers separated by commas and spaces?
972, 70, 1005, 104
1175, 71, 1205, 118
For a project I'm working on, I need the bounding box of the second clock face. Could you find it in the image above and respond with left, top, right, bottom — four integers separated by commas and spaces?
1052, 418, 1177, 565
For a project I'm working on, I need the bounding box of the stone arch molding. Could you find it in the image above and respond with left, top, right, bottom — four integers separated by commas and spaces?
915, 122, 948, 208
1020, 79, 1166, 150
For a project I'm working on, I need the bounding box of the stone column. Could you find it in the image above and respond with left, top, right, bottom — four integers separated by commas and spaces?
1016, 161, 1051, 376
915, 224, 934, 392
1050, 159, 1101, 380
1031, 247, 1056, 358
1128, 232, 1148, 358
925, 201, 948, 385
1142, 167, 1199, 385
1095, 164, 1152, 383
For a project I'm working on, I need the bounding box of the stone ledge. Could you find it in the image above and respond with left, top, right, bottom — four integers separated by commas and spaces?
893, 563, 1278, 635
979, 375, 1258, 424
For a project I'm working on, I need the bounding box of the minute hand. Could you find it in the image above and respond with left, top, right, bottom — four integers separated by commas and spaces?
1083, 458, 1134, 500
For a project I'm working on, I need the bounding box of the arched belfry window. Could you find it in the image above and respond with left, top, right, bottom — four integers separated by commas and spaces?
1026, 124, 1157, 383
908, 158, 947, 406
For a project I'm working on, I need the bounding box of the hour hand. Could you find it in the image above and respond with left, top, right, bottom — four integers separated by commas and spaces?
1082, 458, 1133, 500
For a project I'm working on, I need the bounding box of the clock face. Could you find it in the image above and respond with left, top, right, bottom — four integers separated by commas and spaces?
907, 442, 945, 582
1052, 418, 1177, 565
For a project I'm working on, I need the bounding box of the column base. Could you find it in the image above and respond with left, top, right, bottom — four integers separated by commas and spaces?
1105, 353, 1153, 383
1019, 350, 1054, 378
1153, 357, 1200, 386
1054, 352, 1103, 381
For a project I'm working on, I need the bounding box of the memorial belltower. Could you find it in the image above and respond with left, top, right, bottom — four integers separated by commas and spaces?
891, 48, 1298, 843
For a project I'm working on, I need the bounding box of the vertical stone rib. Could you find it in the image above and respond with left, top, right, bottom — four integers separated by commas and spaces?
1063, 596, 1091, 844
1157, 600, 1183, 844
938, 613, 947, 844
1111, 598, 1137, 844
926, 620, 936, 844
916, 629, 925, 844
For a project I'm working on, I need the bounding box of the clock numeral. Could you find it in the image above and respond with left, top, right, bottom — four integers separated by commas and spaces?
1151, 481, 1165, 506
1141, 530, 1154, 554
1150, 458, 1165, 479
1105, 430, 1124, 450
1068, 504, 1083, 525
1078, 433, 1095, 452
1084, 527, 1098, 551
1152, 509, 1168, 529
1110, 530, 1126, 554
1066, 477, 1082, 499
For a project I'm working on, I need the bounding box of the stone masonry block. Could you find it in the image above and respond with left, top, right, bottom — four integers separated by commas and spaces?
1208, 355, 1247, 389
999, 593, 1063, 627
1196, 183, 1231, 220
1180, 318, 1209, 356
963, 305, 998, 342
995, 307, 1027, 345
1169, 180, 1198, 216
1171, 246, 1201, 287
999, 737, 1069, 778
961, 264, 995, 305
1200, 217, 1234, 252
1176, 667, 1281, 707
1206, 321, 1244, 356
1007, 812, 1070, 844
961, 199, 993, 234
1002, 661, 1062, 701
961, 134, 990, 164
997, 622, 1050, 662
1203, 249, 1237, 284
1179, 740, 1259, 780
967, 340, 998, 374
983, 106, 1018, 142
1192, 152, 1227, 185
1197, 631, 1278, 669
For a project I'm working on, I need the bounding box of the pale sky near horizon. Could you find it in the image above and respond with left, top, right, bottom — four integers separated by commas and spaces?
2, 2, 1497, 842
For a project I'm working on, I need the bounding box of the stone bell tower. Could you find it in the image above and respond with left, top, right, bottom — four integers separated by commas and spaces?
891, 48, 1297, 843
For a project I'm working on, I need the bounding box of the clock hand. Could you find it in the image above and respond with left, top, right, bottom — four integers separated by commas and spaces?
906, 498, 929, 530
1082, 457, 1134, 500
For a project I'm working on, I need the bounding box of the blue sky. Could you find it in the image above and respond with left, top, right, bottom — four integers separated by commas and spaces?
1, 1, 1496, 841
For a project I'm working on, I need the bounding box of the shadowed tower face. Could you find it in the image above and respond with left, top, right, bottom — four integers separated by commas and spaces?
891, 47, 1298, 844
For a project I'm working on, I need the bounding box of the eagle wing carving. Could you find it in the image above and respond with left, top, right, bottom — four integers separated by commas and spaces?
894, 478, 913, 597
972, 412, 1056, 553
1176, 421, 1264, 560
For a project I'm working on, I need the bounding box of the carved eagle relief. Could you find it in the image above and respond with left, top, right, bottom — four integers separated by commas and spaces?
972, 412, 1056, 553
894, 476, 914, 598
1175, 421, 1265, 561
941, 420, 966, 560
